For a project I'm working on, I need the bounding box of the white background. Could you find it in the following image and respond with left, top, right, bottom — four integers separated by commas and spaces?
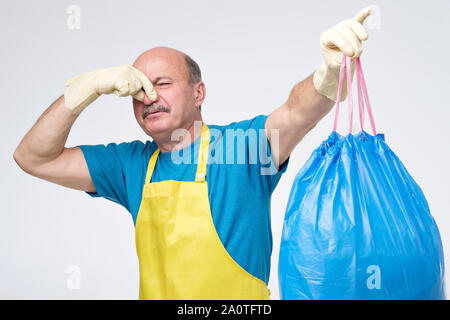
1, 0, 449, 299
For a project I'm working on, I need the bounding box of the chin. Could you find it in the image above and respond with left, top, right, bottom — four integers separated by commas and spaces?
142, 116, 172, 137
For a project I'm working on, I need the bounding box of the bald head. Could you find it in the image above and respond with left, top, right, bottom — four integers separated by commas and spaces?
133, 46, 201, 86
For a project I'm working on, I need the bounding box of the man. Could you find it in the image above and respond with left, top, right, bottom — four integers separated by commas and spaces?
13, 8, 371, 299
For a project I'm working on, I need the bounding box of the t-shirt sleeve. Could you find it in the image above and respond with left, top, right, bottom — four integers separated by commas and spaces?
232, 114, 290, 196
78, 141, 143, 210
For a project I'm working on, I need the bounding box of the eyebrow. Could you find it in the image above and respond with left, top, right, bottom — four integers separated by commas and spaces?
151, 76, 174, 83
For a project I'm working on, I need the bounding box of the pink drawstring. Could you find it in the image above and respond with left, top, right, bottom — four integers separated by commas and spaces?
356, 58, 377, 135
332, 55, 377, 135
356, 59, 365, 131
346, 56, 354, 133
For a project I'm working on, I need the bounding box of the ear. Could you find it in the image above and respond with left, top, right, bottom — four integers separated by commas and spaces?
193, 81, 206, 108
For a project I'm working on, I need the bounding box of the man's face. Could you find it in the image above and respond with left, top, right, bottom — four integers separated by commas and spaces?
132, 49, 200, 138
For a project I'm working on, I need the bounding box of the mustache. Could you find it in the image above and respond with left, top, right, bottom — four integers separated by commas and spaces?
142, 105, 170, 119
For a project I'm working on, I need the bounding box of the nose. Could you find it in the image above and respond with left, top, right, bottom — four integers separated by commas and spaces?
143, 92, 157, 105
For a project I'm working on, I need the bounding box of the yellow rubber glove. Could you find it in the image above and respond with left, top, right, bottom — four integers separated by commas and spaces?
313, 7, 372, 102
63, 64, 157, 114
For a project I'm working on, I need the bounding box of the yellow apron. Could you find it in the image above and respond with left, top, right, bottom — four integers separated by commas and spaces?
135, 122, 270, 300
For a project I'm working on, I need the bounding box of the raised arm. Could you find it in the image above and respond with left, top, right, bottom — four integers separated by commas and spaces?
13, 64, 156, 192
265, 7, 372, 167
13, 95, 96, 192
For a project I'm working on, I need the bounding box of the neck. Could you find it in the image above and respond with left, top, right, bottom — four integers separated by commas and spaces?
155, 117, 203, 153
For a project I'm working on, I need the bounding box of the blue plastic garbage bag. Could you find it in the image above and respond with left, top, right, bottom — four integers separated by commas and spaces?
278, 57, 446, 300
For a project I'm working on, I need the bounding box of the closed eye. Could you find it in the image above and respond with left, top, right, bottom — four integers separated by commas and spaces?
157, 83, 171, 86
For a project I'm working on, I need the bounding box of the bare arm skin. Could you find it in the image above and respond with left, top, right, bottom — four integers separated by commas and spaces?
13, 95, 96, 193
265, 73, 335, 167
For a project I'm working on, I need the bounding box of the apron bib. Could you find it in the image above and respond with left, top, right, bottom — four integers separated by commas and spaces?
135, 123, 270, 299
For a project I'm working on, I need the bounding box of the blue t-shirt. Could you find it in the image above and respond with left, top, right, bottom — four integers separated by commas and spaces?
79, 114, 289, 284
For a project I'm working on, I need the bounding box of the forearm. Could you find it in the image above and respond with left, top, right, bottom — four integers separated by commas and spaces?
14, 95, 79, 171
286, 73, 335, 129
265, 73, 336, 166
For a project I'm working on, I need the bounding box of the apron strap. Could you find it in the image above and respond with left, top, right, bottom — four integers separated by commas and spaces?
145, 148, 160, 184
195, 123, 210, 182
145, 123, 210, 184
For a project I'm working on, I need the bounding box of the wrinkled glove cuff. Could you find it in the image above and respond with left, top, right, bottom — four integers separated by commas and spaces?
63, 72, 100, 115
313, 62, 348, 102
313, 60, 358, 102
